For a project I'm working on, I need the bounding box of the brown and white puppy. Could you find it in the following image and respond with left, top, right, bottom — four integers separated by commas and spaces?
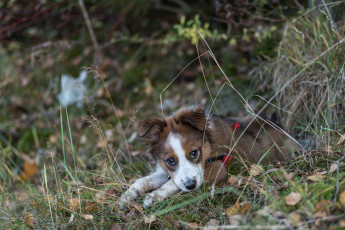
119, 107, 298, 209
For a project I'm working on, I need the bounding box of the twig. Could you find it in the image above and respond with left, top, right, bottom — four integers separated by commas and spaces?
78, 0, 99, 51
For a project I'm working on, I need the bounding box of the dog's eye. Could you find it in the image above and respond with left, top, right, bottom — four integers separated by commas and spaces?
190, 150, 198, 159
166, 158, 176, 166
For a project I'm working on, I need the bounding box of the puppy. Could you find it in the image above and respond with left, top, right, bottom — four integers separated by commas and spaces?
119, 107, 298, 209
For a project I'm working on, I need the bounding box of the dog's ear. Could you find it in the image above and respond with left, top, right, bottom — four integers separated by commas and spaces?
139, 118, 166, 143
176, 107, 206, 131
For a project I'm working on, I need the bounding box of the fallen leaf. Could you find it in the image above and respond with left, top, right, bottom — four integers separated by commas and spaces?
144, 215, 156, 224
284, 172, 295, 181
226, 203, 240, 217
314, 200, 332, 212
339, 191, 345, 206
23, 212, 34, 227
307, 174, 325, 182
81, 214, 93, 220
205, 219, 220, 227
229, 215, 242, 225
20, 156, 39, 181
272, 175, 281, 182
273, 211, 285, 219
289, 212, 302, 224
285, 192, 302, 206
250, 164, 264, 176
227, 176, 239, 185
69, 213, 74, 223
181, 222, 199, 228
329, 163, 338, 173
336, 133, 345, 145
97, 138, 108, 148
95, 191, 105, 204
256, 207, 269, 217
69, 198, 80, 211
313, 211, 327, 226
277, 182, 290, 191
324, 146, 333, 153
240, 202, 252, 214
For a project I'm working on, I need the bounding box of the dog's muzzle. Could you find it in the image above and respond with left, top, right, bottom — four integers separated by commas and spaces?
184, 178, 197, 191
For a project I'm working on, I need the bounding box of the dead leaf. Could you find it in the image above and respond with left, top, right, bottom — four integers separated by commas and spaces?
69, 198, 80, 211
324, 146, 333, 153
272, 175, 281, 183
69, 213, 74, 223
339, 191, 345, 206
250, 164, 264, 176
273, 211, 285, 219
229, 215, 242, 225
284, 172, 295, 181
205, 218, 220, 227
336, 133, 345, 145
289, 212, 302, 224
329, 163, 338, 173
95, 191, 105, 204
181, 222, 198, 228
314, 200, 332, 212
313, 211, 327, 226
228, 176, 239, 185
23, 212, 34, 227
307, 174, 324, 182
20, 156, 39, 181
277, 182, 290, 191
226, 202, 240, 217
144, 215, 156, 224
81, 214, 93, 220
97, 138, 107, 148
240, 202, 252, 214
285, 192, 302, 206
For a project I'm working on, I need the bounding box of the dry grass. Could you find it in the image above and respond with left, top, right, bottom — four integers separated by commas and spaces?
253, 2, 345, 146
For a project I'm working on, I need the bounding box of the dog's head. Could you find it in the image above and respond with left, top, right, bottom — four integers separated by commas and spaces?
138, 107, 211, 192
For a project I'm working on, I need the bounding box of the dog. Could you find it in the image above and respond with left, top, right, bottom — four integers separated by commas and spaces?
119, 107, 298, 209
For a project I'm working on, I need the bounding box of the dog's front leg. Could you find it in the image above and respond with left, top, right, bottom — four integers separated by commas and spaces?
119, 165, 169, 209
143, 179, 180, 209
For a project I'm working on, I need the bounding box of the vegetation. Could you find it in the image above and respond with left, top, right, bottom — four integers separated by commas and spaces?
0, 0, 345, 229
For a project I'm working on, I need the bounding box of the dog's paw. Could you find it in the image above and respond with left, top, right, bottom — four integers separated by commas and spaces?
143, 194, 155, 209
118, 188, 139, 210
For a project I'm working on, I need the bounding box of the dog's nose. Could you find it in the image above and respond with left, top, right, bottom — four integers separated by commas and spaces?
184, 178, 196, 190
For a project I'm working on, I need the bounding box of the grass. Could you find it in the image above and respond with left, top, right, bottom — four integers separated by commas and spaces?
1, 2, 345, 230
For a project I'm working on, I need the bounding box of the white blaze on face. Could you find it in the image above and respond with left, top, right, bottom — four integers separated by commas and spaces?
166, 133, 203, 192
